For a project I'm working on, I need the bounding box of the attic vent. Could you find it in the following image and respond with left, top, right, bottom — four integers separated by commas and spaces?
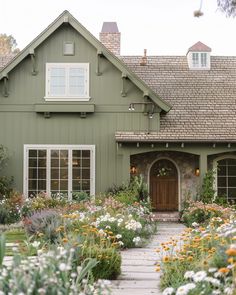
63, 42, 74, 55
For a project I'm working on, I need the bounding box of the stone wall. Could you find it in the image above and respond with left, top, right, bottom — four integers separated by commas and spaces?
130, 151, 200, 206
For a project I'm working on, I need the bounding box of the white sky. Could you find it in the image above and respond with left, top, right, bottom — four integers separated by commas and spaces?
1, 0, 236, 56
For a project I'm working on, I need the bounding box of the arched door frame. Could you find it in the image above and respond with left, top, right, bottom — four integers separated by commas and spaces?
213, 154, 236, 200
148, 157, 181, 211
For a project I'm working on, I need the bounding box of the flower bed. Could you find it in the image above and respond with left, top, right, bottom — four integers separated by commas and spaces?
158, 214, 236, 295
0, 189, 156, 293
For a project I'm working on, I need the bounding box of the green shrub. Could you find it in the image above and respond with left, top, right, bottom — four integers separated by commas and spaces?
21, 193, 67, 217
200, 170, 215, 203
81, 244, 121, 280
23, 209, 63, 243
72, 191, 90, 202
0, 192, 23, 224
0, 176, 13, 198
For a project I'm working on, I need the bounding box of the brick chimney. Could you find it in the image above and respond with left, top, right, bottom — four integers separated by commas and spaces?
99, 22, 120, 56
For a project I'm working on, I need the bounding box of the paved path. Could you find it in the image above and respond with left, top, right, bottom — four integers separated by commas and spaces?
111, 222, 186, 295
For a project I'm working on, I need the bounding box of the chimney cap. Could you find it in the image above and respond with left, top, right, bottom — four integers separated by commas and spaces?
101, 22, 119, 33
187, 41, 212, 53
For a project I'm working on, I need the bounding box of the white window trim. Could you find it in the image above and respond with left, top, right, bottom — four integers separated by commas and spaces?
44, 63, 90, 101
23, 144, 95, 200
213, 155, 236, 201
187, 52, 210, 70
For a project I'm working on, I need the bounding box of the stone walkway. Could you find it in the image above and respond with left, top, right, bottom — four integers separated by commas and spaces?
110, 222, 186, 295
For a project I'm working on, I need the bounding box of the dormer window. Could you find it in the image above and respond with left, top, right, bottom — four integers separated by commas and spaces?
192, 52, 208, 68
187, 41, 211, 70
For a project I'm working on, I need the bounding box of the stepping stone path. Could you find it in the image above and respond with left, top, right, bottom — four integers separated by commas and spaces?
110, 222, 186, 295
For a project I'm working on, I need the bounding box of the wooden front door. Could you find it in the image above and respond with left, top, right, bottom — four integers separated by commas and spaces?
150, 159, 178, 211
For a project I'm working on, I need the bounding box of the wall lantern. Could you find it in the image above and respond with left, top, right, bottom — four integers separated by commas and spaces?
128, 102, 155, 119
195, 168, 200, 176
130, 166, 137, 174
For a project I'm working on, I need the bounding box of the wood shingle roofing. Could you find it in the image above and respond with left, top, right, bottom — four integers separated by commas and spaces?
119, 55, 236, 142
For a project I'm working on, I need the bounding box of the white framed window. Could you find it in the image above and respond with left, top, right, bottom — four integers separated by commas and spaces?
192, 53, 199, 67
190, 52, 209, 69
24, 144, 95, 200
45, 63, 90, 101
216, 157, 236, 202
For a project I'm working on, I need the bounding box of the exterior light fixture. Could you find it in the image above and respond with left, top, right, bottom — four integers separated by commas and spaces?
195, 168, 200, 176
128, 103, 135, 111
149, 113, 153, 119
130, 165, 137, 174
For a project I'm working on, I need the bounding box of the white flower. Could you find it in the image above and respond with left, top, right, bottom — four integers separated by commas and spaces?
224, 287, 234, 295
208, 267, 217, 273
118, 241, 124, 246
163, 287, 175, 295
212, 291, 221, 295
184, 271, 194, 279
77, 266, 82, 274
59, 263, 67, 271
204, 277, 220, 286
116, 234, 122, 239
176, 283, 196, 295
32, 241, 41, 248
193, 270, 207, 282
192, 222, 199, 228
133, 236, 141, 245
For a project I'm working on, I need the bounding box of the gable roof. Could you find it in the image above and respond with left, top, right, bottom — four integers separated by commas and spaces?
118, 55, 236, 142
187, 41, 212, 53
0, 11, 171, 113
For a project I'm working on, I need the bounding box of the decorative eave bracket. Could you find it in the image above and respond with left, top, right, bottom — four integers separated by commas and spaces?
96, 50, 103, 76
2, 74, 9, 97
121, 73, 128, 97
29, 48, 37, 75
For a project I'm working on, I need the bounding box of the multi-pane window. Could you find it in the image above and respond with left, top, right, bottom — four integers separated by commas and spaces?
217, 158, 236, 202
24, 145, 95, 199
200, 53, 207, 67
45, 63, 89, 100
192, 52, 208, 68
192, 53, 199, 67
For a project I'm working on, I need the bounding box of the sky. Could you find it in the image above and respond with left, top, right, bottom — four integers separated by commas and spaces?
1, 0, 236, 56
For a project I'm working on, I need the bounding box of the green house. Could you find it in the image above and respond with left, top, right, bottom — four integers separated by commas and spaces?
1, 11, 236, 211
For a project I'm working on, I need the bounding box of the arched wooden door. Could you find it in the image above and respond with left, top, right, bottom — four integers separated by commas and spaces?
150, 159, 178, 211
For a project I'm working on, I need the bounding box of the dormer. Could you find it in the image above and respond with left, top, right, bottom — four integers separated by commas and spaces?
187, 41, 211, 70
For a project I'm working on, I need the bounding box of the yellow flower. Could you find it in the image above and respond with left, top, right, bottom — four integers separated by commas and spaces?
228, 257, 234, 264
62, 238, 68, 243
155, 266, 161, 272
162, 256, 170, 263
187, 256, 193, 261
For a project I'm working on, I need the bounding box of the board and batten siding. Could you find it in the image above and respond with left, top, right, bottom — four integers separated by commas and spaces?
0, 24, 159, 194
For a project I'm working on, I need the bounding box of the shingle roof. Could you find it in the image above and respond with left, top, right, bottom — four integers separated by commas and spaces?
0, 54, 15, 70
188, 41, 212, 53
119, 55, 236, 142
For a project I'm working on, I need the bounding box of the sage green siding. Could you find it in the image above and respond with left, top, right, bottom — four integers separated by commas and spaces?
0, 24, 159, 193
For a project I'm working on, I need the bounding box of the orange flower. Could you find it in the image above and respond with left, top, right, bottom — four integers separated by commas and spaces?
218, 267, 230, 274
226, 248, 236, 256
62, 237, 68, 243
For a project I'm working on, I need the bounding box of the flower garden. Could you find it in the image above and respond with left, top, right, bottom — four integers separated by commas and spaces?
0, 180, 156, 294
158, 201, 236, 295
